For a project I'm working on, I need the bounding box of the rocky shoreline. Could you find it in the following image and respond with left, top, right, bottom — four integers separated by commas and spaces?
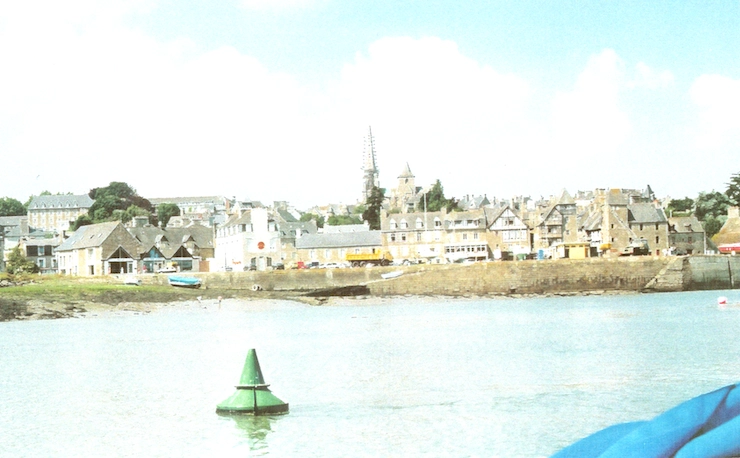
0, 284, 641, 322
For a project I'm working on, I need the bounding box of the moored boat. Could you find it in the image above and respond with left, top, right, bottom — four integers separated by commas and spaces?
167, 275, 202, 289
381, 270, 403, 280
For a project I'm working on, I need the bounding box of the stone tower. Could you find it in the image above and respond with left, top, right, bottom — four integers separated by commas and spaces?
361, 127, 380, 203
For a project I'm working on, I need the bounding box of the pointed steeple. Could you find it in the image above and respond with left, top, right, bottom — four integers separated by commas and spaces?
361, 127, 380, 202
398, 162, 414, 179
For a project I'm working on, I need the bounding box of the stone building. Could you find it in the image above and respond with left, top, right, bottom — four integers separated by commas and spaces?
381, 209, 448, 263
387, 163, 423, 213
56, 221, 142, 276
295, 231, 383, 266
214, 207, 317, 271
27, 194, 94, 233
668, 215, 707, 255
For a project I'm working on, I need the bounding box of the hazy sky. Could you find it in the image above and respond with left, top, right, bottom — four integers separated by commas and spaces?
1, 1, 738, 209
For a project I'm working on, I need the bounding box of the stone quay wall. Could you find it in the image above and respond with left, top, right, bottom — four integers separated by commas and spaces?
144, 255, 740, 297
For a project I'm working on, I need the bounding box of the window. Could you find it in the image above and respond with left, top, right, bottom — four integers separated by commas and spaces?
38, 246, 45, 256
655, 224, 659, 230
400, 220, 408, 229
390, 234, 396, 242
473, 233, 479, 240
401, 233, 407, 242
463, 233, 468, 240
434, 218, 442, 228
390, 220, 397, 230
416, 218, 423, 229
416, 232, 422, 242
655, 236, 660, 244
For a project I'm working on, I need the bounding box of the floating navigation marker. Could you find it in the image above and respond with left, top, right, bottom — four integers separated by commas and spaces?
216, 349, 289, 416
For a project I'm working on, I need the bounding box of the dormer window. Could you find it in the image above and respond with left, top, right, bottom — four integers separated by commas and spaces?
390, 220, 397, 230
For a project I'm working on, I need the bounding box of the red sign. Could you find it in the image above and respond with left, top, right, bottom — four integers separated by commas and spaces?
258, 241, 265, 250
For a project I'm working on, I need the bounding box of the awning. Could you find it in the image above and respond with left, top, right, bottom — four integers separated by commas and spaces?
718, 243, 740, 253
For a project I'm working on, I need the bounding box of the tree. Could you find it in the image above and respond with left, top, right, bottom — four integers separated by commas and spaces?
327, 215, 363, 226
72, 214, 93, 230
6, 246, 39, 274
300, 213, 325, 228
87, 182, 154, 223
666, 197, 694, 216
362, 185, 385, 230
726, 172, 740, 205
157, 203, 181, 228
695, 191, 733, 238
0, 197, 26, 216
421, 180, 459, 212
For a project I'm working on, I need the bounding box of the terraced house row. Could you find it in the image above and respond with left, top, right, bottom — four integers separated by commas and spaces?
0, 184, 712, 275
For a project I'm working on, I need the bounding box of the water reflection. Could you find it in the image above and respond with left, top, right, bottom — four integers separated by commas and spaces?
229, 415, 277, 453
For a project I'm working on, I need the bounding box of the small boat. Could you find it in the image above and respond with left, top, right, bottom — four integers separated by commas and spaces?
123, 276, 141, 286
381, 270, 403, 280
168, 275, 202, 289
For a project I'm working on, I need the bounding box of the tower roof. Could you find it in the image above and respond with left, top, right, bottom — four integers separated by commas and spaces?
398, 162, 414, 179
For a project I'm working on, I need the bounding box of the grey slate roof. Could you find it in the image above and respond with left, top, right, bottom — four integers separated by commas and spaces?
128, 225, 213, 257
628, 203, 667, 223
56, 221, 121, 252
28, 194, 93, 210
668, 216, 704, 233
296, 231, 382, 249
0, 216, 25, 227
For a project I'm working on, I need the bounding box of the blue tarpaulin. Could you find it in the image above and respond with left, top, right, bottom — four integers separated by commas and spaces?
552, 383, 740, 457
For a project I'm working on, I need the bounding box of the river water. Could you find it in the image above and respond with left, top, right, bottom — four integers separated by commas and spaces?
2, 290, 740, 457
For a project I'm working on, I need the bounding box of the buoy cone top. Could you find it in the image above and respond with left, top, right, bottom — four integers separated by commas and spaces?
239, 348, 266, 386
216, 349, 289, 416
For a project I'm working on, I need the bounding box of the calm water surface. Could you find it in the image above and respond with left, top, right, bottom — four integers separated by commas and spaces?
2, 290, 740, 457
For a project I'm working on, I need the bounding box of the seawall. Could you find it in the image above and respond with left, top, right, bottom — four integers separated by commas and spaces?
145, 255, 740, 297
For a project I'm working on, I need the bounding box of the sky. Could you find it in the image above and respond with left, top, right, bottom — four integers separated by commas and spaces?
1, 1, 739, 209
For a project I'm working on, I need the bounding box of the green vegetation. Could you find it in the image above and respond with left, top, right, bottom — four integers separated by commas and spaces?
157, 203, 181, 228
327, 214, 362, 225
421, 180, 460, 212
5, 246, 39, 274
362, 185, 385, 230
300, 212, 325, 228
73, 181, 154, 229
0, 197, 26, 216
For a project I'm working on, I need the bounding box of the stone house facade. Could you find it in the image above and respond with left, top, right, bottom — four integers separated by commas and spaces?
668, 215, 707, 255
27, 194, 94, 233
56, 221, 142, 276
295, 231, 384, 266
214, 207, 317, 271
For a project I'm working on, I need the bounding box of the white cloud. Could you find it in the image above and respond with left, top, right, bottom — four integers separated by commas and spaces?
628, 62, 674, 89
0, 4, 731, 208
690, 74, 740, 150
550, 49, 632, 158
333, 36, 534, 196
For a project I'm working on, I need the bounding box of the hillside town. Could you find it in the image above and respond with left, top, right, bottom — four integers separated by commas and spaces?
0, 130, 736, 276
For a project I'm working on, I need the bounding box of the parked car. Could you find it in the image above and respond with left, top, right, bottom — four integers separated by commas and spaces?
273, 263, 285, 270
157, 266, 177, 273
321, 262, 341, 269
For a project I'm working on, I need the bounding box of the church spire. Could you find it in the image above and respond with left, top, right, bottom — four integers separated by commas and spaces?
361, 126, 379, 202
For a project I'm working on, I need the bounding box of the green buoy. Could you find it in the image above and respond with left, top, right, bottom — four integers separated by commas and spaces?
216, 349, 289, 416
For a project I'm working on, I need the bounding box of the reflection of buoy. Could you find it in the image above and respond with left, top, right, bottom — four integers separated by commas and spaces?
718, 296, 728, 305
216, 349, 289, 416
252, 284, 262, 292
